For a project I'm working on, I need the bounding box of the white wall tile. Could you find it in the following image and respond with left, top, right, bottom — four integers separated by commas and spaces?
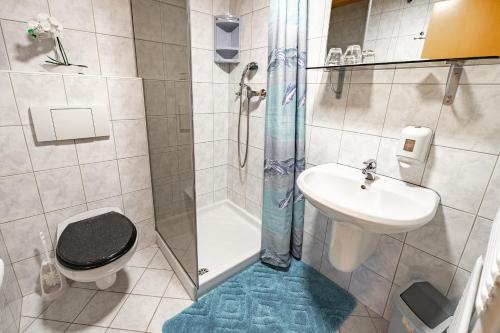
382, 84, 444, 139
0, 0, 49, 22
459, 217, 492, 271
350, 69, 394, 84
80, 160, 121, 202
0, 25, 8, 70
406, 205, 474, 265
87, 195, 124, 211
422, 146, 496, 214
462, 65, 500, 85
195, 167, 214, 195
307, 127, 341, 165
190, 11, 213, 50
12, 255, 43, 295
108, 78, 145, 120
35, 166, 85, 212
349, 265, 391, 315
447, 268, 470, 302
44, 204, 87, 246
311, 84, 348, 130
1, 20, 57, 73
48, 0, 95, 32
435, 85, 500, 155
393, 66, 449, 84
23, 125, 78, 171
194, 142, 214, 170
338, 131, 380, 168
113, 119, 149, 158
75, 133, 117, 165
344, 84, 391, 135
363, 235, 402, 281
240, 13, 252, 50
118, 156, 151, 194
192, 83, 213, 114
251, 7, 268, 48
123, 189, 153, 223
64, 75, 109, 106
191, 0, 212, 14
213, 113, 229, 141
0, 72, 19, 126
10, 72, 66, 125
193, 114, 213, 143
1, 214, 50, 262
56, 29, 100, 75
213, 165, 228, 190
301, 231, 324, 271
304, 200, 328, 242
93, 0, 133, 37
319, 247, 352, 290
97, 34, 136, 77
0, 126, 32, 177
394, 244, 456, 294
479, 160, 500, 220
0, 173, 43, 224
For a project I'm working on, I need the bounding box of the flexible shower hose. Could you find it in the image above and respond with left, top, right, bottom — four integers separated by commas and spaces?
237, 84, 251, 168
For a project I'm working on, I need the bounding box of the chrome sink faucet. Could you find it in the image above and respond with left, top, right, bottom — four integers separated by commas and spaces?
362, 159, 377, 180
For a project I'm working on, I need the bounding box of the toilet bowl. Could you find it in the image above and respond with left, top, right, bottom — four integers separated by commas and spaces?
55, 207, 138, 289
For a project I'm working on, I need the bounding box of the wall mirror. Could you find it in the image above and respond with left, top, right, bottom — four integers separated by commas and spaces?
325, 0, 500, 66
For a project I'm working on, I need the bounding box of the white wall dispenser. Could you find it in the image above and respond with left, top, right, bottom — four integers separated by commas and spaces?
214, 15, 240, 64
396, 126, 433, 167
30, 105, 109, 142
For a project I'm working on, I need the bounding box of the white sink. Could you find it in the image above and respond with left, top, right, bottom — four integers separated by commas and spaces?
297, 163, 440, 272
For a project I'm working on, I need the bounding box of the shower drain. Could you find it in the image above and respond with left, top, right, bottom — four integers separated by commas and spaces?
198, 268, 209, 276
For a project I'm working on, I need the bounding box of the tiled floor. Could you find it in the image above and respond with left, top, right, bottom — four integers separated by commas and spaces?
19, 245, 193, 333
18, 244, 389, 333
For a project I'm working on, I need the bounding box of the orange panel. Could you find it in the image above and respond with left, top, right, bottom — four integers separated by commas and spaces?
422, 0, 500, 59
332, 0, 364, 8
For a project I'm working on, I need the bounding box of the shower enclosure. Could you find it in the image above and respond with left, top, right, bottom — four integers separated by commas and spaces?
131, 0, 266, 298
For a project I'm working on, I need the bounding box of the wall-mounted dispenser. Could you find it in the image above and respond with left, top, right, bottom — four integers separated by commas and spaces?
396, 126, 433, 167
214, 15, 240, 64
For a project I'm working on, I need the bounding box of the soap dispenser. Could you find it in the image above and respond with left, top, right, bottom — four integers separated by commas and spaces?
396, 126, 433, 167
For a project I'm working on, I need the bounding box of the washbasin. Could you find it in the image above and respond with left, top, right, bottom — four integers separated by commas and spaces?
297, 163, 440, 272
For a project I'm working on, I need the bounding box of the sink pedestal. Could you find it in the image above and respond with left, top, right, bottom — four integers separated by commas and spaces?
328, 221, 380, 272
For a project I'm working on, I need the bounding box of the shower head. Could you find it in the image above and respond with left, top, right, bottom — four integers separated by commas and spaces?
241, 62, 259, 82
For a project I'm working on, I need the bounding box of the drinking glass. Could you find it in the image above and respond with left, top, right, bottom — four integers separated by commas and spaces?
362, 50, 375, 64
344, 45, 362, 64
325, 48, 343, 66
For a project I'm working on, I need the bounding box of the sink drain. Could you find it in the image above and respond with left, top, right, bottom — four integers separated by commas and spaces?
198, 268, 209, 276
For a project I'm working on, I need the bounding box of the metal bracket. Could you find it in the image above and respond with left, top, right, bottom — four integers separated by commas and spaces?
328, 67, 346, 99
443, 60, 464, 105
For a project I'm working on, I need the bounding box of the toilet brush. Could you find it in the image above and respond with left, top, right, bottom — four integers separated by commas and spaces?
39, 232, 67, 300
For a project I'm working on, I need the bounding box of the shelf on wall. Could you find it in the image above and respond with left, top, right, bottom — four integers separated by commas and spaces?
309, 56, 500, 105
214, 15, 240, 64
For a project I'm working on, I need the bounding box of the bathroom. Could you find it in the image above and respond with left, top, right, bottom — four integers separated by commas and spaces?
0, 0, 499, 332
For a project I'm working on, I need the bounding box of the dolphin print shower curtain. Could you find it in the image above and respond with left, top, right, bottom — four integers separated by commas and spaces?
260, 0, 307, 268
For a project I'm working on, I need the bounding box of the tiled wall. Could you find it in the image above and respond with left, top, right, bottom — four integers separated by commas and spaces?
364, 0, 438, 62
189, 0, 268, 220
0, 233, 22, 333
327, 0, 369, 52
0, 0, 137, 76
305, 0, 500, 319
0, 0, 156, 302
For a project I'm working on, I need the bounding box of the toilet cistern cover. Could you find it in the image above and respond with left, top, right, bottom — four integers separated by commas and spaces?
56, 211, 137, 270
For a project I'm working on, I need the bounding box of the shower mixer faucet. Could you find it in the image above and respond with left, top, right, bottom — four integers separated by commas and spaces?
362, 159, 377, 181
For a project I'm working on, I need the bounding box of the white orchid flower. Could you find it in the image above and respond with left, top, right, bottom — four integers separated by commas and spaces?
27, 13, 64, 39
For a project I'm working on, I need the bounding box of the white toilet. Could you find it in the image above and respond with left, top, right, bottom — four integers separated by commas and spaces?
55, 207, 138, 289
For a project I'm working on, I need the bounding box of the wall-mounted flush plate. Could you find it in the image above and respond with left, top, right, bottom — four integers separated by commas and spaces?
30, 105, 109, 142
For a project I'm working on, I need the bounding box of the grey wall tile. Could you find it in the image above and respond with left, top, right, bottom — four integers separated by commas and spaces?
80, 160, 121, 202
459, 217, 492, 271
0, 173, 43, 224
406, 205, 474, 265
35, 166, 86, 212
161, 3, 188, 45
131, 0, 162, 42
0, 126, 32, 177
422, 146, 496, 214
135, 40, 165, 80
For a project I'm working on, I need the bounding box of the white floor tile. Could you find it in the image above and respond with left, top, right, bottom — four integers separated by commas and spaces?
110, 294, 160, 331
21, 292, 53, 317
127, 246, 158, 268
66, 324, 108, 333
132, 269, 173, 297
19, 316, 36, 332
340, 316, 378, 333
40, 288, 96, 322
24, 319, 70, 333
163, 275, 190, 299
147, 298, 193, 333
148, 251, 171, 270
74, 291, 129, 327
106, 267, 145, 293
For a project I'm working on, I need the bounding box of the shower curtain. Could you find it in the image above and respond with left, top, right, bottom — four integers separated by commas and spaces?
260, 0, 307, 268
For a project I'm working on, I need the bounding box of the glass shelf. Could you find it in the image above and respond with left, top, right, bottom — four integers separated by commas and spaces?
306, 56, 500, 71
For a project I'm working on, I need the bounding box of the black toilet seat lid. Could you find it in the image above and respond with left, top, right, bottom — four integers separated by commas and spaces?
56, 211, 137, 270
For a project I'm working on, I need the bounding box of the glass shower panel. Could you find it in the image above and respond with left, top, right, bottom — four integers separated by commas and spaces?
131, 0, 198, 285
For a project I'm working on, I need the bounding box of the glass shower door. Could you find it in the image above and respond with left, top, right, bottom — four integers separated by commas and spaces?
131, 0, 198, 285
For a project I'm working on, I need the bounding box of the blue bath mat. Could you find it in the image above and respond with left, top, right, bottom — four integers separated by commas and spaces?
163, 259, 356, 333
